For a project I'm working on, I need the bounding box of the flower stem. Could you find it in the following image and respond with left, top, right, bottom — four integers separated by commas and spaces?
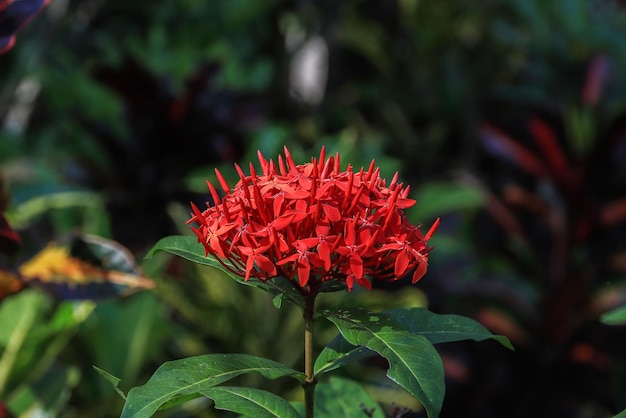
303, 294, 317, 418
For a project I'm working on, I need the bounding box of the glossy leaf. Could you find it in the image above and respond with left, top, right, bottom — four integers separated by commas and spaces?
314, 334, 374, 377
314, 377, 385, 418
384, 308, 513, 350
324, 308, 444, 418
121, 354, 305, 418
146, 235, 305, 308
315, 307, 513, 379
200, 386, 301, 418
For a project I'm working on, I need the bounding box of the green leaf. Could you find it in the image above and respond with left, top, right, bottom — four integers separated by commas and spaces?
145, 235, 305, 308
323, 308, 444, 418
201, 386, 301, 418
613, 407, 626, 418
411, 182, 485, 222
315, 307, 512, 378
0, 291, 93, 409
80, 292, 167, 391
71, 235, 139, 274
7, 363, 80, 415
385, 308, 513, 350
272, 293, 283, 309
314, 334, 374, 377
146, 235, 219, 266
121, 354, 305, 418
601, 306, 626, 326
92, 366, 126, 400
314, 377, 385, 418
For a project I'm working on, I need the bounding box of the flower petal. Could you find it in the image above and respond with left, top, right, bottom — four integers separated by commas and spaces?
394, 251, 411, 277
425, 217, 440, 241
255, 254, 277, 277
318, 241, 332, 271
412, 260, 428, 283
349, 254, 364, 279
322, 204, 341, 222
245, 256, 255, 280
297, 260, 311, 287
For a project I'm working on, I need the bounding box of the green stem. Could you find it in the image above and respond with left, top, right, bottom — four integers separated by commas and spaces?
303, 294, 317, 418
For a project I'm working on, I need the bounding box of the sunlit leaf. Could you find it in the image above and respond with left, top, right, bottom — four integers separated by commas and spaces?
323, 308, 444, 418
201, 386, 301, 418
121, 354, 305, 418
18, 236, 154, 300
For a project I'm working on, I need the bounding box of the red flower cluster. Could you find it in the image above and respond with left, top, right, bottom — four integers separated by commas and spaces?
189, 146, 438, 292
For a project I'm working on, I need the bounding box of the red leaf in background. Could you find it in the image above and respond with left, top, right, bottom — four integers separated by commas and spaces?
0, 214, 20, 254
600, 198, 626, 227
582, 55, 611, 105
0, 0, 50, 54
528, 117, 570, 181
479, 123, 549, 178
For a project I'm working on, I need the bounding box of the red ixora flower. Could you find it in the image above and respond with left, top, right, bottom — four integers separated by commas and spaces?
188, 146, 439, 293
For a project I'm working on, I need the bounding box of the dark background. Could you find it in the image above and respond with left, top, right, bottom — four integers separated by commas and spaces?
1, 1, 626, 417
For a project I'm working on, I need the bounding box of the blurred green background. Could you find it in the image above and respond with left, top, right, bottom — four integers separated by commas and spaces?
2, 0, 626, 417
